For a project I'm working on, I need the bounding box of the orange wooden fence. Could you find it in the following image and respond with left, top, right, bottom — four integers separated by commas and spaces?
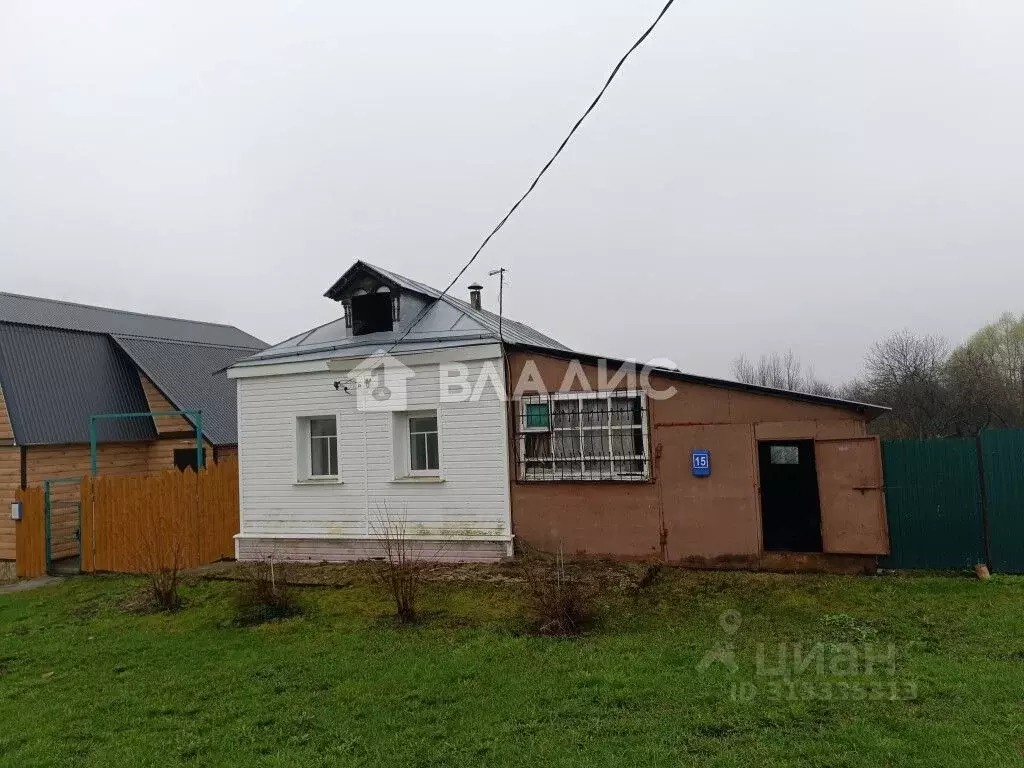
14, 487, 46, 578
81, 456, 239, 573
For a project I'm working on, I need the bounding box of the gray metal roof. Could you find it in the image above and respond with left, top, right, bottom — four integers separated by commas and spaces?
236, 261, 569, 367
358, 261, 569, 349
113, 336, 256, 446
0, 291, 264, 347
0, 324, 157, 444
0, 293, 266, 446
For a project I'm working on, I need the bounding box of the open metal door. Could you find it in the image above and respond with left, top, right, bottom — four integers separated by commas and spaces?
814, 437, 889, 555
43, 478, 83, 574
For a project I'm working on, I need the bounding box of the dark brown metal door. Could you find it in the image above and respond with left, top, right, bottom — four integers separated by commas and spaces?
815, 436, 889, 555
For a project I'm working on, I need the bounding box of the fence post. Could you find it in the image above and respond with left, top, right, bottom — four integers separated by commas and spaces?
975, 432, 993, 572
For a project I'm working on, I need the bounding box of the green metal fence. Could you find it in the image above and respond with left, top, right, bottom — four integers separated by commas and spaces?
882, 429, 1024, 572
979, 429, 1024, 574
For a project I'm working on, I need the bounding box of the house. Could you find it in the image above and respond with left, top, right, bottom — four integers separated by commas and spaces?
229, 261, 890, 571
228, 261, 564, 562
0, 293, 266, 576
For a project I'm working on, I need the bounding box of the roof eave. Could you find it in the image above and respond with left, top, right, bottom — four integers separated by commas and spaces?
323, 261, 435, 302
505, 343, 890, 421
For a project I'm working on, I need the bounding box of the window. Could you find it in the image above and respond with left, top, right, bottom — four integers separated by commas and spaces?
524, 402, 550, 430
297, 416, 338, 480
173, 448, 204, 473
408, 415, 439, 473
517, 392, 649, 481
770, 445, 800, 465
393, 410, 442, 478
350, 290, 394, 335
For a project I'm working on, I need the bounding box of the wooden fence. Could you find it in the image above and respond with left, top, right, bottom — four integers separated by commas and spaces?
15, 456, 239, 576
14, 487, 46, 578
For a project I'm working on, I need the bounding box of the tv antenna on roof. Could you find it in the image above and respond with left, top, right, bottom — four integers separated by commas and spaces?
488, 267, 507, 342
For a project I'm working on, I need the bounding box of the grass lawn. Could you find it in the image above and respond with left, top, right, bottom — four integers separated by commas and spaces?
1, 564, 1022, 767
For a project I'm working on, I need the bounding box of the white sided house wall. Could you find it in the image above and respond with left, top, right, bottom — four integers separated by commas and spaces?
232, 347, 512, 563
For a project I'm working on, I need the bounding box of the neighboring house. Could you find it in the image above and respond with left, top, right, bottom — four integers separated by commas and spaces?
0, 293, 266, 573
230, 261, 890, 570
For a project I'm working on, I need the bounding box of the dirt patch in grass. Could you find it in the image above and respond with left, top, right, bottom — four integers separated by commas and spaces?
191, 556, 650, 592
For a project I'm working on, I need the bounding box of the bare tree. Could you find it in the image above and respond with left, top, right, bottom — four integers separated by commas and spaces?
735, 314, 1024, 439
732, 350, 837, 397
859, 331, 954, 438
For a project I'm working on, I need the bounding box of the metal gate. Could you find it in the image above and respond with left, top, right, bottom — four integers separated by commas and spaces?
44, 478, 83, 574
980, 429, 1024, 574
881, 429, 1024, 572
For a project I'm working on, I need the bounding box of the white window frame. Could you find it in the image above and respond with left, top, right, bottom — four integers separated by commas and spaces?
392, 409, 443, 479
296, 415, 339, 482
517, 390, 650, 482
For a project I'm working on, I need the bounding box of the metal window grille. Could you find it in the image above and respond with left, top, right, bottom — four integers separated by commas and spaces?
515, 392, 651, 481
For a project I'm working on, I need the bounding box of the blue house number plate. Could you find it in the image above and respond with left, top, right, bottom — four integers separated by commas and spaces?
691, 449, 711, 477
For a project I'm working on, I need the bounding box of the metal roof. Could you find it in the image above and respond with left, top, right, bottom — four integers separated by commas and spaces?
113, 336, 258, 446
357, 261, 569, 350
509, 343, 890, 419
0, 291, 264, 347
0, 293, 267, 446
236, 261, 569, 368
0, 324, 157, 444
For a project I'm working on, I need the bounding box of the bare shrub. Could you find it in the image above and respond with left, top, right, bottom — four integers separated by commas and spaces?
636, 562, 665, 589
515, 544, 596, 636
371, 504, 446, 625
235, 555, 300, 625
140, 510, 183, 612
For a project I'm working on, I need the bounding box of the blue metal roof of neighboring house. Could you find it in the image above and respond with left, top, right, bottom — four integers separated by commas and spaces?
0, 324, 157, 444
113, 336, 257, 446
236, 261, 569, 367
0, 293, 267, 446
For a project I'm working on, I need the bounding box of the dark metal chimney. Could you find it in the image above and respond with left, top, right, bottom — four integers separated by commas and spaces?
468, 283, 483, 310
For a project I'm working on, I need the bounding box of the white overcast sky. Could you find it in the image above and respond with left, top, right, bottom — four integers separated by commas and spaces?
2, 1, 1022, 382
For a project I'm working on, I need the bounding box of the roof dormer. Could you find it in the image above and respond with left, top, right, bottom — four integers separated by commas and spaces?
344, 286, 398, 335
324, 261, 421, 337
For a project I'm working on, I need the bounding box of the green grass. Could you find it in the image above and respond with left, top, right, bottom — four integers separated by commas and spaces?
2, 566, 1023, 767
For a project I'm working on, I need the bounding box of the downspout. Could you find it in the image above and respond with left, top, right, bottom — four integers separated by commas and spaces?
502, 344, 516, 557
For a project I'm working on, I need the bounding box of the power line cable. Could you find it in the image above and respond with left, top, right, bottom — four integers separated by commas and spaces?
380, 0, 676, 356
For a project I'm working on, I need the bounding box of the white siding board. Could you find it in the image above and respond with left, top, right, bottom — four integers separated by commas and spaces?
237, 359, 511, 550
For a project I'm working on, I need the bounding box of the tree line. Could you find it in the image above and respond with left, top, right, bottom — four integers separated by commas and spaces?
733, 312, 1024, 439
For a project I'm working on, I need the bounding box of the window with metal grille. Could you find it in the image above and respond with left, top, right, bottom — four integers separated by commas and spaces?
770, 445, 800, 465
516, 392, 650, 481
